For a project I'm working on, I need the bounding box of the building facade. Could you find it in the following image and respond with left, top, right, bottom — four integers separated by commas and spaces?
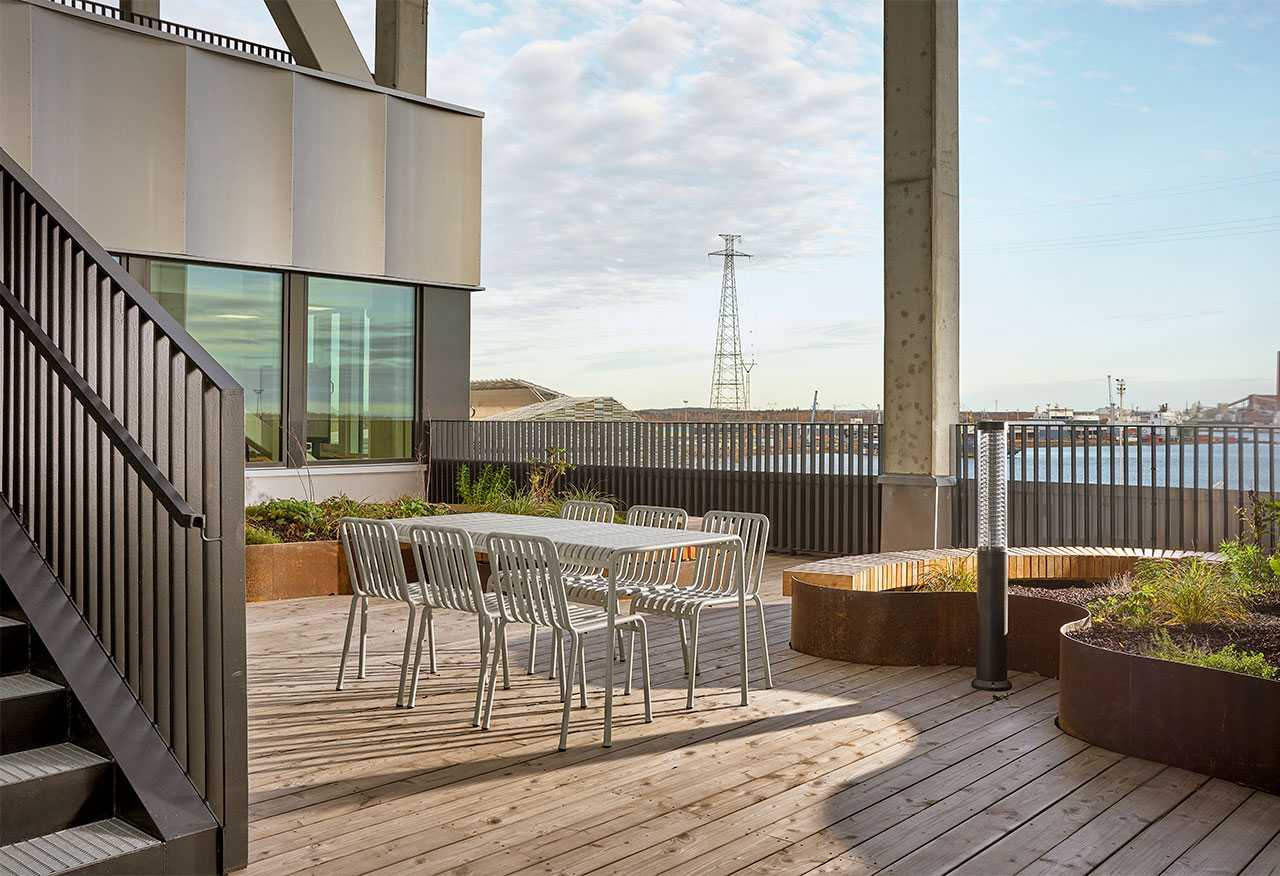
0, 0, 481, 502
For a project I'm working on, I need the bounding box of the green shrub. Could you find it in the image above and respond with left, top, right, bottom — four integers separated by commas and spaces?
456, 464, 515, 507
245, 524, 282, 545
1218, 539, 1276, 593
1131, 557, 1252, 626
1146, 629, 1277, 680
246, 494, 446, 544
1088, 588, 1157, 629
916, 558, 977, 593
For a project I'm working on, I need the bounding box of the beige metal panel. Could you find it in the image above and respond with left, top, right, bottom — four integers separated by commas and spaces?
292, 74, 386, 276
185, 50, 293, 266
385, 97, 481, 287
27, 6, 186, 253
0, 0, 32, 169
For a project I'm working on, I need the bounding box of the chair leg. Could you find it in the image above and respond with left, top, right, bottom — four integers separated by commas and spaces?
482, 622, 503, 730
637, 621, 652, 723
407, 607, 431, 708
623, 629, 636, 696
336, 595, 359, 691
550, 633, 562, 681
426, 611, 438, 674
500, 624, 511, 690
358, 597, 369, 679
754, 595, 774, 689
614, 628, 627, 662
576, 637, 587, 709
677, 619, 690, 677
559, 633, 579, 751
685, 611, 700, 710
473, 620, 490, 727
526, 625, 537, 675
396, 604, 417, 708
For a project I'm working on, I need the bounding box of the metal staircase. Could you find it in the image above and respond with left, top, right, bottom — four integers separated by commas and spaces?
0, 143, 246, 873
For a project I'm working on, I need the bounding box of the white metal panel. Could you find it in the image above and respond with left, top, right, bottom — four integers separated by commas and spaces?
385, 97, 482, 287
292, 74, 386, 277
0, 0, 32, 168
185, 50, 294, 267
27, 5, 186, 253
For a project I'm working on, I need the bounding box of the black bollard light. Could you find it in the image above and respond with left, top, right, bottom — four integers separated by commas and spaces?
973, 419, 1012, 691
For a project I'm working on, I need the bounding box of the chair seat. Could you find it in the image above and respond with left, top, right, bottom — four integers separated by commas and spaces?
630, 588, 741, 618
562, 574, 652, 607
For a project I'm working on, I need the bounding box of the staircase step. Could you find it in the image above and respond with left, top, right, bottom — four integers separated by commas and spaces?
0, 745, 113, 845
0, 675, 66, 755
0, 616, 26, 674
0, 818, 160, 875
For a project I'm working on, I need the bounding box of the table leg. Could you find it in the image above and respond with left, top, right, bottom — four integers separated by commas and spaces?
604, 554, 617, 747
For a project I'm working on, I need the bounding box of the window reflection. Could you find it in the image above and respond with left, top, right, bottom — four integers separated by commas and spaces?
305, 278, 415, 461
150, 261, 284, 464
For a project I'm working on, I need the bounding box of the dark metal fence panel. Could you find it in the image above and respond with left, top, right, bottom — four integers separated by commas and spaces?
0, 150, 247, 870
953, 423, 1279, 552
52, 0, 295, 64
426, 419, 882, 556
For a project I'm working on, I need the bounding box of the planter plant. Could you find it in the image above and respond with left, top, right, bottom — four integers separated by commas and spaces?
244, 495, 447, 601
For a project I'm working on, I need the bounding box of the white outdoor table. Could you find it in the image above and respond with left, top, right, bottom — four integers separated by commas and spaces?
391, 512, 749, 746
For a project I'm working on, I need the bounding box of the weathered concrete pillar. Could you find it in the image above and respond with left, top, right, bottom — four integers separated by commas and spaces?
264, 0, 373, 83
375, 0, 428, 97
119, 0, 160, 20
878, 0, 960, 551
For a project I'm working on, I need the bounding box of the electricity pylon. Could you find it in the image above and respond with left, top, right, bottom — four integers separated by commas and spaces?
709, 234, 751, 410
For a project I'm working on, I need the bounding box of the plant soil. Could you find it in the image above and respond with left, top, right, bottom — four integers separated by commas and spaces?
1074, 616, 1280, 667
1007, 578, 1124, 608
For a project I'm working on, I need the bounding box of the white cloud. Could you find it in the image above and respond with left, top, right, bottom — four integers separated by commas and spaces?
1171, 31, 1221, 46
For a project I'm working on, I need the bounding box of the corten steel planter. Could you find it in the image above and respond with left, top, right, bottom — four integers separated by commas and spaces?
245, 541, 427, 602
1059, 619, 1280, 794
789, 581, 1085, 678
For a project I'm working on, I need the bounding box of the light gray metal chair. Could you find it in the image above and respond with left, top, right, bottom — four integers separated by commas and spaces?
336, 518, 432, 708
482, 532, 652, 750
630, 510, 772, 709
406, 524, 504, 723
528, 498, 619, 676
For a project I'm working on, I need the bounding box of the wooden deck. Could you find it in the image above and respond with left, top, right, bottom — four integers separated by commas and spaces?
244, 555, 1280, 875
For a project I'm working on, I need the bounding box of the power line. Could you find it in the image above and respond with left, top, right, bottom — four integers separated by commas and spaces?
971, 214, 1280, 255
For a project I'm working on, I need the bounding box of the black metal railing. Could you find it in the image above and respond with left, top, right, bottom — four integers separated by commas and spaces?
953, 423, 1279, 552
0, 147, 247, 868
53, 0, 295, 64
427, 419, 882, 555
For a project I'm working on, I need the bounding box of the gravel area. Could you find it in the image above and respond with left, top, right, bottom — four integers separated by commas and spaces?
1074, 617, 1280, 666
1007, 578, 1124, 608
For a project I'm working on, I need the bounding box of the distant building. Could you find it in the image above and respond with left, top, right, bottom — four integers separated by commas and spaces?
485, 396, 639, 422
1221, 394, 1280, 425
470, 378, 565, 419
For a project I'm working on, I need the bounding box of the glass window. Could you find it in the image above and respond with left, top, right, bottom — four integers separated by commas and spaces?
150, 261, 284, 464
305, 278, 416, 461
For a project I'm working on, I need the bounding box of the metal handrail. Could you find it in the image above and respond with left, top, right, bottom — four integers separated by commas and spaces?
0, 281, 203, 528
50, 0, 295, 64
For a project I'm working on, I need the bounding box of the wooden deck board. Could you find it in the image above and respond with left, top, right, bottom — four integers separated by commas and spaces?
244, 553, 1278, 875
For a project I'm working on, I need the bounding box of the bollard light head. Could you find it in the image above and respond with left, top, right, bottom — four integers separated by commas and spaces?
976, 420, 1008, 550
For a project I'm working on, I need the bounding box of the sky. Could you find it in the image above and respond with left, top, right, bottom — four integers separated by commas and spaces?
147, 0, 1279, 413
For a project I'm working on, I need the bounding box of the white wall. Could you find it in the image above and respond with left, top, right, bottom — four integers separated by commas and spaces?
0, 0, 482, 288
245, 464, 426, 504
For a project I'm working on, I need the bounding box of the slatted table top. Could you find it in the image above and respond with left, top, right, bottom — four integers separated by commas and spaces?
390, 512, 739, 564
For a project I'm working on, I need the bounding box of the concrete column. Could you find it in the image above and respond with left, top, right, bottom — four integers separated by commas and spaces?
375, 0, 428, 97
264, 0, 373, 83
878, 0, 960, 551
119, 0, 160, 20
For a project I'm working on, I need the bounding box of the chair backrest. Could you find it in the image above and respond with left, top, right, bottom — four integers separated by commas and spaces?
407, 525, 486, 615
486, 532, 576, 631
617, 505, 689, 587
560, 499, 615, 523
692, 511, 770, 597
339, 518, 415, 602
625, 505, 689, 530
